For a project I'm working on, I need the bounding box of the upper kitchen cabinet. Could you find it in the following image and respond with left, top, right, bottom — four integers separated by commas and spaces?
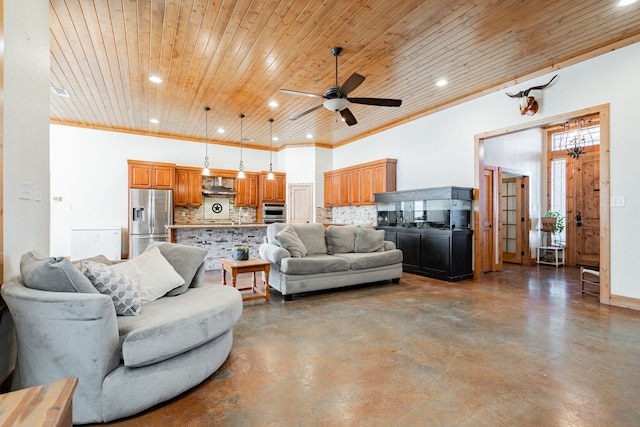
175, 167, 203, 207
324, 158, 397, 207
235, 172, 259, 207
260, 172, 286, 204
128, 160, 175, 189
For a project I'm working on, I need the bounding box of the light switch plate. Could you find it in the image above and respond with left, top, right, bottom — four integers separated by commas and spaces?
611, 196, 625, 207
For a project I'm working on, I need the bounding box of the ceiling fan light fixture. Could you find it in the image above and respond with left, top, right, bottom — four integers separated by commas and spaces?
323, 98, 349, 112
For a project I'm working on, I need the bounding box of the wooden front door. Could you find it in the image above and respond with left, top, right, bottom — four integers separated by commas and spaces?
570, 149, 600, 267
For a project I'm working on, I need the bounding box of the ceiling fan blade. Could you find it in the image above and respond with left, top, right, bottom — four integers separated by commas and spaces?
278, 88, 325, 98
340, 108, 357, 126
289, 104, 324, 121
339, 73, 366, 96
347, 97, 402, 107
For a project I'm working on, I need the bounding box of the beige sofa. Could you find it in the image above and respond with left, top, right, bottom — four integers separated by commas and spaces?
259, 223, 402, 300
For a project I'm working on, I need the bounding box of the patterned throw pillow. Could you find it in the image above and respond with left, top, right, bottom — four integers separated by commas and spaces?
80, 260, 141, 316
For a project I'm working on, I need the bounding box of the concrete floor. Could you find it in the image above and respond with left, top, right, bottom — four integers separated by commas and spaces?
98, 265, 640, 426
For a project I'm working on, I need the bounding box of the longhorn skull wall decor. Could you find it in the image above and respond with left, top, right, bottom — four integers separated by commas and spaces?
506, 75, 558, 116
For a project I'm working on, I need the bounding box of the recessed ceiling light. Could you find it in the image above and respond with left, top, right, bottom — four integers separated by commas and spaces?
269, 101, 279, 107
217, 128, 225, 134
149, 75, 162, 83
306, 134, 313, 139
618, 0, 637, 5
436, 79, 448, 87
51, 86, 70, 97
272, 136, 279, 141
150, 118, 159, 124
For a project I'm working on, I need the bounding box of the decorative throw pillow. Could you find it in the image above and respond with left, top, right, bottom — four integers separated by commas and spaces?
325, 225, 357, 254
72, 254, 113, 270
354, 226, 385, 253
20, 250, 99, 294
80, 260, 141, 316
275, 225, 308, 258
145, 242, 207, 296
110, 246, 185, 303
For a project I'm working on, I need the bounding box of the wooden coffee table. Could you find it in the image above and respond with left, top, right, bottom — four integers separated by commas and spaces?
220, 257, 271, 302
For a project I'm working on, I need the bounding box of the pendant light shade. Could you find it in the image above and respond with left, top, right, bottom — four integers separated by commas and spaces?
202, 106, 211, 176
237, 113, 245, 178
267, 118, 275, 180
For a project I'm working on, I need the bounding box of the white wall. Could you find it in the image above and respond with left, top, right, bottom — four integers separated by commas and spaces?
49, 42, 640, 300
3, 0, 50, 277
484, 128, 545, 221
332, 42, 640, 299
49, 125, 272, 256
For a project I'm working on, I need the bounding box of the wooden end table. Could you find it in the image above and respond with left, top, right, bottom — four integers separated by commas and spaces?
0, 377, 78, 427
220, 257, 271, 302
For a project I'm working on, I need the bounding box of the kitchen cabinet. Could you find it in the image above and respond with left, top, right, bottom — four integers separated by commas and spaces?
128, 160, 175, 189
174, 167, 203, 207
376, 186, 474, 281
235, 172, 259, 207
324, 158, 397, 207
260, 172, 286, 203
350, 169, 362, 205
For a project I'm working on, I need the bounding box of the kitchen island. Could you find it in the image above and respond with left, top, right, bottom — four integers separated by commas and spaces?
167, 223, 269, 271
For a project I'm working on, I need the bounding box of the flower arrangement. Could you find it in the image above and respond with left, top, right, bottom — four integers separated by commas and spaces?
542, 210, 565, 234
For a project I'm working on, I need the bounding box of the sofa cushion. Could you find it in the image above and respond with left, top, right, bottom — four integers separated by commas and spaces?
325, 225, 357, 254
110, 246, 184, 304
354, 226, 385, 253
335, 250, 403, 270
292, 223, 328, 254
267, 223, 327, 254
80, 260, 142, 316
117, 285, 242, 367
20, 250, 99, 294
276, 226, 308, 258
280, 254, 350, 275
146, 242, 207, 296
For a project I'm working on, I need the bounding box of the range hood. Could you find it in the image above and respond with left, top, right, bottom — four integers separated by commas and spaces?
202, 177, 236, 196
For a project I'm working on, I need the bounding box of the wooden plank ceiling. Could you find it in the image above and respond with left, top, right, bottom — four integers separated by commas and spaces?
49, 0, 640, 150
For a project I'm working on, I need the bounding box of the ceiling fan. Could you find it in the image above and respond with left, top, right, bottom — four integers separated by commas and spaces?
279, 47, 402, 126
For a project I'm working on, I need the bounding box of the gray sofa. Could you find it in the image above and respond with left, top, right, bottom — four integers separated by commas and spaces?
259, 223, 402, 300
1, 242, 243, 424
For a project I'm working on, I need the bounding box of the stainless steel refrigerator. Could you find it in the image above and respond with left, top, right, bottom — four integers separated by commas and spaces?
129, 189, 173, 258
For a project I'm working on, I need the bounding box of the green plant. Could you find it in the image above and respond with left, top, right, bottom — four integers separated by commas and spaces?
543, 210, 565, 234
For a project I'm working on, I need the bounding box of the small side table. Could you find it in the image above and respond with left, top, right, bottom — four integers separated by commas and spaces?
0, 377, 78, 427
536, 245, 566, 267
220, 257, 271, 302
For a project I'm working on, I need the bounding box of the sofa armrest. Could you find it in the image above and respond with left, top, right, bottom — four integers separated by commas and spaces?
1, 278, 120, 418
190, 263, 206, 288
259, 243, 291, 266
383, 241, 397, 251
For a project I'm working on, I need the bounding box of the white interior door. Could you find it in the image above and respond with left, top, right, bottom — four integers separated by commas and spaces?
288, 183, 313, 223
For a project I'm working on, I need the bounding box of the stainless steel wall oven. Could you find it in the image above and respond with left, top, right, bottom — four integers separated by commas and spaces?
262, 203, 286, 223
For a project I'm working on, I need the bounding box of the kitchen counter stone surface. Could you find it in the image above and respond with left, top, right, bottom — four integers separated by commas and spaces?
167, 223, 268, 229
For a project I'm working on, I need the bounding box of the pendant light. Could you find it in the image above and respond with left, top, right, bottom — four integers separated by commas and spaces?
202, 107, 211, 176
267, 118, 275, 180
237, 113, 246, 178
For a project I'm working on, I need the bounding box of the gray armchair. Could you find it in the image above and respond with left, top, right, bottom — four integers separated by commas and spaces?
1, 242, 242, 424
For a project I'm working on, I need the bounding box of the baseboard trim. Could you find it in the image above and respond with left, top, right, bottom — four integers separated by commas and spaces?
609, 294, 640, 311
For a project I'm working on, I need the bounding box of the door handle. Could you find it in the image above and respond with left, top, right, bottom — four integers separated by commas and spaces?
576, 211, 582, 227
